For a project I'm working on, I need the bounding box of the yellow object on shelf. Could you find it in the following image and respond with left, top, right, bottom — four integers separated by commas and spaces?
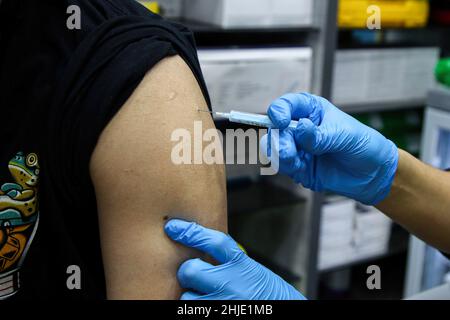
338, 0, 429, 29
138, 1, 160, 14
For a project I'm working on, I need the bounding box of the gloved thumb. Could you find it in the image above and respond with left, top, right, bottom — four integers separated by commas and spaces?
294, 118, 325, 155
165, 219, 243, 264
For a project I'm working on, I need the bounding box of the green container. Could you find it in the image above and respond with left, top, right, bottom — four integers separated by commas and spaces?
354, 110, 423, 134
436, 58, 450, 87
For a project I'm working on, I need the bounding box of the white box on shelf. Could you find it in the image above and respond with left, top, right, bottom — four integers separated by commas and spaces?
319, 199, 354, 239
320, 232, 353, 250
332, 47, 440, 107
318, 199, 393, 270
354, 209, 392, 259
321, 198, 355, 222
319, 246, 354, 270
356, 211, 391, 230
318, 198, 355, 270
183, 0, 314, 28
158, 0, 183, 18
320, 218, 353, 236
198, 47, 312, 114
270, 0, 314, 26
353, 241, 390, 260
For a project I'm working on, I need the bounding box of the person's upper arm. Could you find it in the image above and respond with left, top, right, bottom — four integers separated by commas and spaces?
89, 55, 227, 299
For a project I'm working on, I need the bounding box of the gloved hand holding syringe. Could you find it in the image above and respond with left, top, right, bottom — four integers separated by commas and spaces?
199, 109, 299, 129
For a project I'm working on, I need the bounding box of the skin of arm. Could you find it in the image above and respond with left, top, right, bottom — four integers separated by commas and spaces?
89, 55, 227, 299
377, 149, 450, 254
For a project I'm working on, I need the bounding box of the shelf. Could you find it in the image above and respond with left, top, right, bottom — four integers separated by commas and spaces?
319, 248, 405, 274
339, 99, 426, 114
338, 25, 450, 32
172, 18, 318, 47
173, 18, 319, 34
338, 26, 450, 52
227, 180, 307, 216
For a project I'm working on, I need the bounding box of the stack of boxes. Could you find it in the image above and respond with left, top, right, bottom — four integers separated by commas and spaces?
319, 199, 355, 270
318, 197, 392, 271
332, 48, 440, 107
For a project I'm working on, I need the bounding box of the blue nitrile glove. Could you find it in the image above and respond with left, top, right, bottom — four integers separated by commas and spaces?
165, 219, 307, 300
261, 93, 399, 205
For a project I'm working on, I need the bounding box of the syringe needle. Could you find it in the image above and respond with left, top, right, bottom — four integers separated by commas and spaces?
197, 108, 231, 120
197, 108, 213, 114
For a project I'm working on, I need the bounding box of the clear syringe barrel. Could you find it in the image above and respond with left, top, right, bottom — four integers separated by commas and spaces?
228, 111, 298, 129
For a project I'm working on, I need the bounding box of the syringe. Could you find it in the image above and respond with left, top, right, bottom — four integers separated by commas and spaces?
201, 110, 299, 130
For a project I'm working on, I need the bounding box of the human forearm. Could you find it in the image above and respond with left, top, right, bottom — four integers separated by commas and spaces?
377, 149, 450, 253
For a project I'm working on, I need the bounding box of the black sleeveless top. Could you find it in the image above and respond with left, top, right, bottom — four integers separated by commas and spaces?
0, 0, 209, 299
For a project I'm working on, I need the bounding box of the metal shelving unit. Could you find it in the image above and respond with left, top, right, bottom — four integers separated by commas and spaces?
302, 0, 338, 299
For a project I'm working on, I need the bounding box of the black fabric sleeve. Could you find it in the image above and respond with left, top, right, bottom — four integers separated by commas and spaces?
45, 14, 210, 207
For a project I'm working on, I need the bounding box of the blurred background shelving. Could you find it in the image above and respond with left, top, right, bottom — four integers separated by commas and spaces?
138, 0, 450, 299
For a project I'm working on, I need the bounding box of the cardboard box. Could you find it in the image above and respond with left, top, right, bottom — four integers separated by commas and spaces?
183, 0, 314, 28
198, 47, 312, 114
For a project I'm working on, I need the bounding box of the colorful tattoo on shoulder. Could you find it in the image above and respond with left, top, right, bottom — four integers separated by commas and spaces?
0, 152, 40, 299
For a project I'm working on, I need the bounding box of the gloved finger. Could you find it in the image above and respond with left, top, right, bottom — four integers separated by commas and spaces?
165, 219, 243, 264
180, 291, 204, 300
271, 129, 303, 176
292, 152, 314, 189
181, 291, 225, 301
294, 118, 327, 155
268, 93, 320, 129
177, 258, 221, 294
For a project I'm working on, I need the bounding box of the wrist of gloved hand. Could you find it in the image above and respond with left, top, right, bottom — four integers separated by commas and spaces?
362, 137, 399, 205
